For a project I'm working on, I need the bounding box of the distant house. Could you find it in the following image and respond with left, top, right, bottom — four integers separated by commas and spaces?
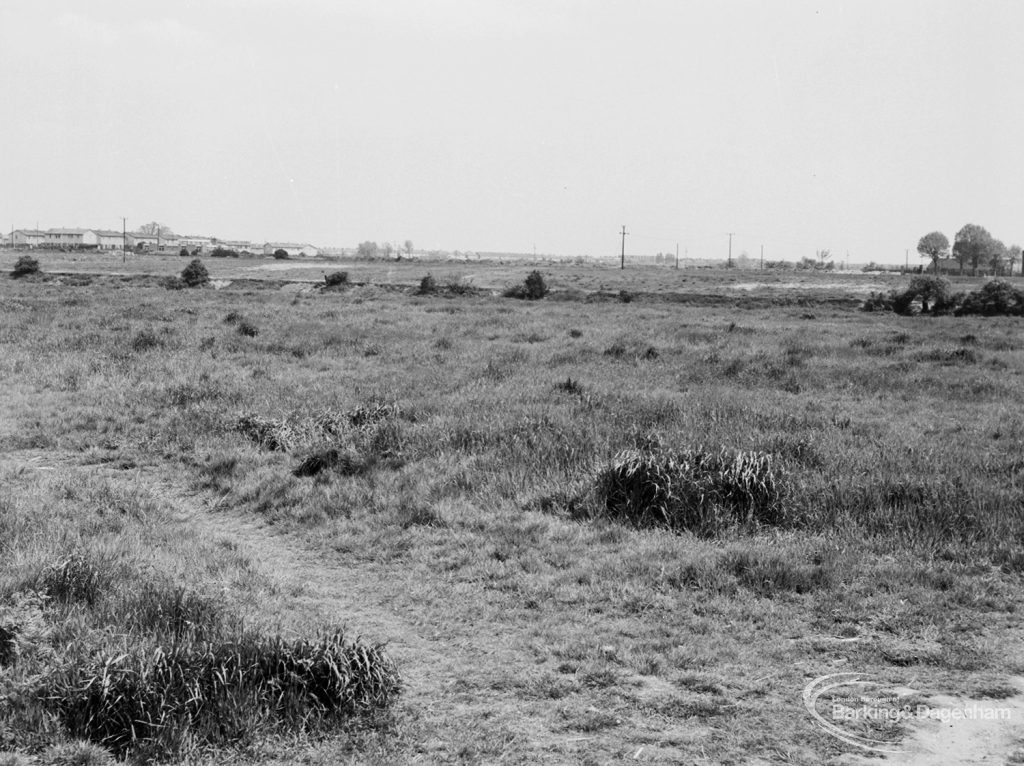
217, 240, 259, 255
11, 229, 47, 248
95, 230, 125, 251
126, 233, 160, 251
45, 228, 99, 248
179, 236, 213, 253
263, 242, 319, 257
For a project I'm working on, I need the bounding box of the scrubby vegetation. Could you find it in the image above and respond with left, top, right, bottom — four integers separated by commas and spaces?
10, 256, 39, 279
504, 270, 548, 300
179, 258, 209, 287
864, 276, 1024, 317
324, 271, 349, 288
3, 262, 1024, 763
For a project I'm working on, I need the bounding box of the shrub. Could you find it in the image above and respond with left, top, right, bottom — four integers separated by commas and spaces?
618, 290, 633, 303
591, 447, 786, 535
223, 310, 243, 324
179, 247, 190, 257
861, 291, 893, 312
161, 276, 185, 290
418, 274, 438, 295
210, 247, 239, 258
324, 271, 349, 287
179, 259, 209, 287
956, 280, 1024, 316
273, 248, 289, 260
11, 256, 39, 279
504, 270, 548, 300
890, 275, 951, 315
130, 329, 163, 352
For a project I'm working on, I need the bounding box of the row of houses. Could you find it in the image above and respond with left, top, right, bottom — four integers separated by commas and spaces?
7, 228, 319, 257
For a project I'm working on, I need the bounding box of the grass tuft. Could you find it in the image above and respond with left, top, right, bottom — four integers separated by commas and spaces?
590, 447, 786, 534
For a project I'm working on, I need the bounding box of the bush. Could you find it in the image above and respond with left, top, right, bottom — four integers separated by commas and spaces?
418, 274, 438, 295
324, 271, 349, 287
180, 259, 209, 287
235, 321, 258, 337
11, 256, 39, 279
956, 280, 1024, 316
273, 248, 289, 260
504, 270, 548, 300
591, 447, 786, 535
179, 247, 190, 257
890, 275, 951, 315
130, 329, 163, 353
210, 247, 239, 258
861, 292, 893, 312
161, 276, 185, 290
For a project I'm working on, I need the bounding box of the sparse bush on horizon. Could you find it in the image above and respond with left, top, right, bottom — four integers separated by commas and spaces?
504, 270, 549, 300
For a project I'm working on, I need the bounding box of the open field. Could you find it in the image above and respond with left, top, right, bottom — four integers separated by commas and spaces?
3, 259, 1024, 764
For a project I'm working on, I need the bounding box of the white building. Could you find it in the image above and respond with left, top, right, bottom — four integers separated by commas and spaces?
263, 242, 320, 257
44, 229, 99, 248
11, 229, 47, 248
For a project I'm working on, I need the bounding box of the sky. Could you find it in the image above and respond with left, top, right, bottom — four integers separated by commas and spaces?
1, 0, 1022, 263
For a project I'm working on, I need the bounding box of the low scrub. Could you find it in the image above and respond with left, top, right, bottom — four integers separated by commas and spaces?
504, 270, 548, 300
10, 256, 40, 279
955, 280, 1024, 316
180, 259, 209, 288
590, 447, 786, 535
866, 278, 1024, 317
324, 271, 349, 288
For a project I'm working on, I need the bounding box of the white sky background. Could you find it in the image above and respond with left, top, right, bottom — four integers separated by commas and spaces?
1, 1, 1022, 263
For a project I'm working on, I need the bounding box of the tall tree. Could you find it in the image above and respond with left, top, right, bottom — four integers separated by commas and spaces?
1008, 245, 1023, 276
404, 240, 414, 257
988, 239, 1008, 276
953, 224, 994, 276
136, 222, 175, 238
917, 231, 950, 274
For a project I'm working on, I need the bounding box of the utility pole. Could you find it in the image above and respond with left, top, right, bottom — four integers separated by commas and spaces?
121, 218, 127, 263
620, 225, 628, 270
727, 233, 734, 267
760, 244, 764, 270
675, 242, 679, 269
905, 249, 909, 273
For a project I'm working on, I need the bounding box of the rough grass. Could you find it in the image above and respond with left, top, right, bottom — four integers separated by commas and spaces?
2, 266, 1024, 763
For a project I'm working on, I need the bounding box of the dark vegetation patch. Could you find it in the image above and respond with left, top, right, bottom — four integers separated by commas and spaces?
578, 447, 786, 535
10, 256, 40, 279
503, 270, 549, 300
324, 271, 349, 288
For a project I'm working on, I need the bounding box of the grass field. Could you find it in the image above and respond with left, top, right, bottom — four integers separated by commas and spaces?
2, 254, 1024, 764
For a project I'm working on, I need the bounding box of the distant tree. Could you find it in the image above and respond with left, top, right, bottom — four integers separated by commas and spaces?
989, 240, 1008, 276
382, 241, 394, 259
404, 240, 414, 257
1008, 245, 1023, 276
816, 249, 833, 266
953, 224, 994, 276
917, 231, 950, 274
136, 222, 176, 238
356, 241, 379, 259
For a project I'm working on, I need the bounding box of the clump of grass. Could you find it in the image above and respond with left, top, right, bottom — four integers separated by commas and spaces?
235, 414, 294, 452
348, 400, 401, 428
568, 329, 583, 338
130, 329, 163, 353
235, 320, 259, 337
41, 553, 115, 608
10, 256, 40, 279
223, 310, 244, 324
603, 343, 627, 358
590, 447, 786, 535
555, 377, 585, 396
42, 631, 399, 760
42, 740, 114, 766
618, 290, 633, 303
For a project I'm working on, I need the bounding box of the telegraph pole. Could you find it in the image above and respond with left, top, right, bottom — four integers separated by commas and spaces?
620, 225, 628, 269
121, 218, 127, 263
905, 249, 909, 273
727, 232, 734, 267
675, 242, 679, 269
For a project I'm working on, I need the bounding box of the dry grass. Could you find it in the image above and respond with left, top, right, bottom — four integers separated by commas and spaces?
2, 261, 1024, 763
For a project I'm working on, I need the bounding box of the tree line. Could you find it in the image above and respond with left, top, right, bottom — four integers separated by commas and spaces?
917, 225, 1021, 277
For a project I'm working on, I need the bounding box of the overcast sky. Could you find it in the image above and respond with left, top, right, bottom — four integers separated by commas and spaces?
2, 1, 1021, 262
